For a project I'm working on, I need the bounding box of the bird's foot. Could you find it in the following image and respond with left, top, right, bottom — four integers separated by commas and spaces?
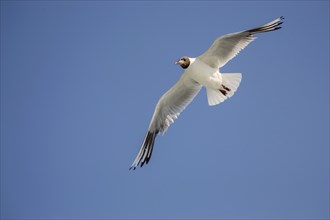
219, 89, 227, 96
222, 85, 231, 92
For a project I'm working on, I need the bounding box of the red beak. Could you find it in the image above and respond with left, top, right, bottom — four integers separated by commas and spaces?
175, 60, 183, 65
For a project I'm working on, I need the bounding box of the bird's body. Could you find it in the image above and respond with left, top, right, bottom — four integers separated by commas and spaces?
187, 58, 222, 89
130, 17, 284, 170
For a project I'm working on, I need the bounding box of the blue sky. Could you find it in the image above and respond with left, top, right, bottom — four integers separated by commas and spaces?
1, 1, 329, 219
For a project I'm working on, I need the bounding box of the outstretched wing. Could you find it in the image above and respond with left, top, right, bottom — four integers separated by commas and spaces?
198, 16, 284, 69
130, 77, 202, 170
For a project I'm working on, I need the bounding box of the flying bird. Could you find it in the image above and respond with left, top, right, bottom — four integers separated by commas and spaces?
130, 17, 284, 170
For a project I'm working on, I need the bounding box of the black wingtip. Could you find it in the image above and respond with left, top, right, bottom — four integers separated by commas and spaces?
129, 163, 138, 171
129, 130, 159, 170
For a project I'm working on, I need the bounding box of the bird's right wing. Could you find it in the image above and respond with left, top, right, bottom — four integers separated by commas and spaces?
130, 76, 202, 170
198, 17, 284, 69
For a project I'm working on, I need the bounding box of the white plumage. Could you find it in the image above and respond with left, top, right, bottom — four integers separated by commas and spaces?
130, 17, 284, 170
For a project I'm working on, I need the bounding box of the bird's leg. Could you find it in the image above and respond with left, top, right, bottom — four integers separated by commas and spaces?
222, 85, 231, 92
219, 84, 231, 96
219, 89, 227, 96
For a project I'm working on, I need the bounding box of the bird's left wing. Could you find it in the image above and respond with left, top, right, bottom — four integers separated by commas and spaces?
198, 17, 284, 69
130, 76, 202, 170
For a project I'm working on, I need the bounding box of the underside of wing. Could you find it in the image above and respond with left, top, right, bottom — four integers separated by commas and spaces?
130, 77, 202, 170
198, 17, 284, 69
149, 77, 202, 134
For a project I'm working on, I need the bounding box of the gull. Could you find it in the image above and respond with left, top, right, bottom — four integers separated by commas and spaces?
130, 17, 284, 170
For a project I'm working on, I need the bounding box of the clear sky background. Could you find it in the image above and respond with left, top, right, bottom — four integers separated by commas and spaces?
1, 1, 329, 219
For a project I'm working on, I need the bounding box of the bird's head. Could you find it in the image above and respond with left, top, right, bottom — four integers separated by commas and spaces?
175, 56, 190, 69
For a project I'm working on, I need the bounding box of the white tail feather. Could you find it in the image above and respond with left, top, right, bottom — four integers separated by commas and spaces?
206, 73, 242, 106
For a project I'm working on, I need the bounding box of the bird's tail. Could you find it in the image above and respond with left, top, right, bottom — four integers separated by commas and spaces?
206, 73, 242, 106
130, 131, 158, 170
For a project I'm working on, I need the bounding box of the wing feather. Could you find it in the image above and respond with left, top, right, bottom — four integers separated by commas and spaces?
149, 78, 202, 134
198, 17, 284, 69
130, 77, 202, 169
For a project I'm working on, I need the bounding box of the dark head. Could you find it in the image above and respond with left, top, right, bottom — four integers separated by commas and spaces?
175, 56, 190, 69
